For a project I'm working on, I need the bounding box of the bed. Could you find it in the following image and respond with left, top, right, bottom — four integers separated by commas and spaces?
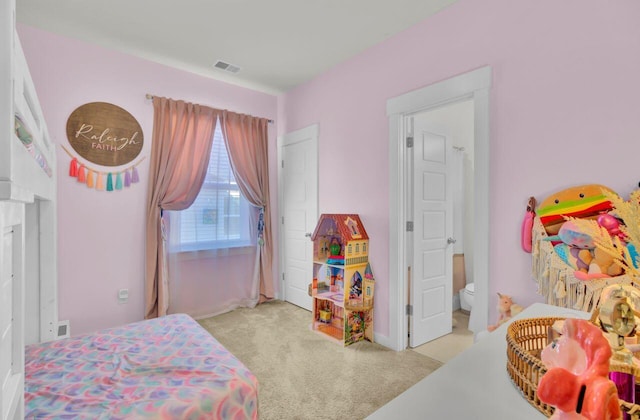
24, 314, 258, 419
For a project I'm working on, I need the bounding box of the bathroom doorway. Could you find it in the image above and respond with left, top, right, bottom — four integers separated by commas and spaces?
407, 100, 474, 347
387, 66, 491, 351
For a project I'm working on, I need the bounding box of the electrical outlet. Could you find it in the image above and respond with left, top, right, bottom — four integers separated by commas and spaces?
118, 288, 129, 304
57, 320, 70, 339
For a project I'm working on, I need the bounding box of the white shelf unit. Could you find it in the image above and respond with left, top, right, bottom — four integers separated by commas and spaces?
0, 0, 58, 418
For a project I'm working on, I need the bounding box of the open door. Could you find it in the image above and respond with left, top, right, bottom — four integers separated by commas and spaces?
409, 117, 453, 347
279, 125, 318, 311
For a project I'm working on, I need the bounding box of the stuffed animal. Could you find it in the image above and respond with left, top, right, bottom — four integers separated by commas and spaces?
521, 197, 536, 253
546, 220, 596, 273
547, 220, 596, 250
487, 293, 524, 332
548, 219, 626, 280
574, 247, 624, 280
537, 184, 617, 235
597, 213, 625, 240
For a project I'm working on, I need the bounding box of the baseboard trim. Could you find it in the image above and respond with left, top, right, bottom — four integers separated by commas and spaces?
190, 298, 260, 321
373, 333, 398, 350
453, 294, 461, 311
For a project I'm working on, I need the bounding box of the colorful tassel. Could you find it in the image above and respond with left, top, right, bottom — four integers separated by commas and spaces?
65, 151, 144, 191
106, 173, 114, 191
86, 170, 95, 188
96, 173, 105, 191
69, 157, 78, 177
115, 172, 123, 190
77, 165, 86, 183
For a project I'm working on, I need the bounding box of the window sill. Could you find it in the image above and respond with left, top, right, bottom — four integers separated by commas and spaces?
170, 245, 256, 261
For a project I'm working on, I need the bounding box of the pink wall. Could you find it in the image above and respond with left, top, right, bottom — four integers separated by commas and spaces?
18, 24, 278, 335
279, 0, 640, 333
17, 0, 640, 339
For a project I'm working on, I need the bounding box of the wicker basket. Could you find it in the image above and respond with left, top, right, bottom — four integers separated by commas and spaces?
506, 316, 559, 417
506, 317, 640, 418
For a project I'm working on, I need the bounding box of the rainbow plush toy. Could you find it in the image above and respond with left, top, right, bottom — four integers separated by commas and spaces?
537, 184, 617, 235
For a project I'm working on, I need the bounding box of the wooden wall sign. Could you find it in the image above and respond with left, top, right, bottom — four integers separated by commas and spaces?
66, 102, 143, 166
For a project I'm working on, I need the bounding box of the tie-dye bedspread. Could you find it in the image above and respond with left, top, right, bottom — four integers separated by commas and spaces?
25, 314, 258, 419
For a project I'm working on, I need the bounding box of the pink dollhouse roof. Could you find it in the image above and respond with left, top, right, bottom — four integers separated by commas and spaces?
310, 214, 369, 242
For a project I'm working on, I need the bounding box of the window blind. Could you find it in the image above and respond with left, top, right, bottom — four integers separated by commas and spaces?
169, 124, 255, 252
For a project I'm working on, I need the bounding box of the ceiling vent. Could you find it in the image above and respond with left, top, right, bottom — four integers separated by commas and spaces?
213, 60, 241, 74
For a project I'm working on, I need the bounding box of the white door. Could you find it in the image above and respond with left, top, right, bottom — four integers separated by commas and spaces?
280, 125, 318, 311
410, 117, 453, 347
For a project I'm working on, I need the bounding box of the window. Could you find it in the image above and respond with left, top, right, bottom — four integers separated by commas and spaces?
168, 124, 256, 252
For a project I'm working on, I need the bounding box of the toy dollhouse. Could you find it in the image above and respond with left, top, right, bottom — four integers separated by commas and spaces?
309, 214, 375, 346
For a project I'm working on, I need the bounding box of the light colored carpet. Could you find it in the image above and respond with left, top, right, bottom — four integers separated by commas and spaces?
411, 310, 474, 364
198, 300, 442, 420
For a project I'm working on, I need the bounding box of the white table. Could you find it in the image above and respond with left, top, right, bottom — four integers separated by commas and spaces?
367, 303, 591, 420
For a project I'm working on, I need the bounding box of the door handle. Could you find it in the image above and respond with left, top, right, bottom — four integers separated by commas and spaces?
305, 232, 312, 238
447, 237, 456, 244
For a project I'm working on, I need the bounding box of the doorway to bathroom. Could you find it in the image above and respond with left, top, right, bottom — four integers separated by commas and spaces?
387, 66, 491, 351
408, 99, 475, 348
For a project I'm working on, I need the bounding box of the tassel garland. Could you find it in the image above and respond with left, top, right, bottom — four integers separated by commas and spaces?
69, 157, 78, 177
115, 172, 123, 190
86, 170, 95, 188
96, 172, 105, 191
62, 145, 145, 192
106, 173, 114, 191
77, 165, 86, 183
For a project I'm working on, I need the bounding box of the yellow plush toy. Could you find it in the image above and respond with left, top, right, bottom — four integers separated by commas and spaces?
575, 247, 624, 280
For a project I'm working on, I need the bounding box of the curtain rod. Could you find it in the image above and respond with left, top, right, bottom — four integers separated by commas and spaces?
145, 93, 274, 124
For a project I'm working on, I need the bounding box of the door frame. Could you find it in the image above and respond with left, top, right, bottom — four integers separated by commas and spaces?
387, 66, 491, 351
277, 124, 319, 303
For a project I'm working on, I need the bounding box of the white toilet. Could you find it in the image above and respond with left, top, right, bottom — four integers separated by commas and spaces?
459, 283, 474, 313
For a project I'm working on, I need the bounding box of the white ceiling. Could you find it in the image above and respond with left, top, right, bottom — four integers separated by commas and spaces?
17, 0, 459, 94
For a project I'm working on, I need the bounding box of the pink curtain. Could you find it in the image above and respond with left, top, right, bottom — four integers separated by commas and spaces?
145, 97, 219, 319
220, 110, 273, 302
